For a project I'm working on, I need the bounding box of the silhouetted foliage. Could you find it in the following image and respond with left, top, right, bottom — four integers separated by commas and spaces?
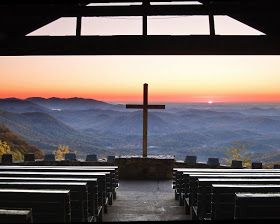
224, 141, 251, 167
55, 144, 70, 160
0, 124, 43, 160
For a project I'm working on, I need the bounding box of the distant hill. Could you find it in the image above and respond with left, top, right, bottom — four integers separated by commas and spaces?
1, 97, 280, 161
0, 98, 47, 113
27, 97, 124, 111
0, 110, 108, 156
0, 124, 43, 159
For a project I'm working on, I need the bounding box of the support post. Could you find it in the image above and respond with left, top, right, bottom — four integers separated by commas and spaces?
76, 16, 82, 36
143, 83, 148, 157
209, 14, 215, 36
208, 2, 215, 36
142, 1, 150, 36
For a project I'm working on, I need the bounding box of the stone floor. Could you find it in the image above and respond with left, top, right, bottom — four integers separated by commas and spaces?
103, 180, 190, 222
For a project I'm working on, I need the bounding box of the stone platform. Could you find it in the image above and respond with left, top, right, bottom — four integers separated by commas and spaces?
115, 155, 175, 180
103, 180, 189, 222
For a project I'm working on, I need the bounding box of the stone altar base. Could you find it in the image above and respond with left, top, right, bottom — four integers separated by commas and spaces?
115, 155, 175, 180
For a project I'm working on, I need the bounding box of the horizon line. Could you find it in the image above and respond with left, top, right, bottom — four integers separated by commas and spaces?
2, 96, 280, 104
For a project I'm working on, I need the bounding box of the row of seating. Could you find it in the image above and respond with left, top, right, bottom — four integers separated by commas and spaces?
173, 168, 280, 220
1, 153, 116, 163
183, 156, 269, 168
0, 165, 119, 223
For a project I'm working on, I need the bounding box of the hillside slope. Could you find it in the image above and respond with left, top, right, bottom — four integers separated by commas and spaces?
0, 125, 43, 159
0, 110, 108, 156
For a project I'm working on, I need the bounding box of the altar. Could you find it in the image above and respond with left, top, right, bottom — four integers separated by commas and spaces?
117, 84, 174, 179
115, 155, 175, 180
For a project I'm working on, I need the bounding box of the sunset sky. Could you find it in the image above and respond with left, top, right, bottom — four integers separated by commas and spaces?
1, 7, 280, 104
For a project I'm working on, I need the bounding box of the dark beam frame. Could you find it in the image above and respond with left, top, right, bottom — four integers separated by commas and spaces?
0, 4, 274, 17
1, 35, 279, 55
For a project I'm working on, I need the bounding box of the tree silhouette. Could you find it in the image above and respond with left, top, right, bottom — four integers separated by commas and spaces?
224, 141, 251, 167
55, 144, 70, 160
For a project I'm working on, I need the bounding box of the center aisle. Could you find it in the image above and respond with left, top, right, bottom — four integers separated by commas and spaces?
103, 180, 190, 222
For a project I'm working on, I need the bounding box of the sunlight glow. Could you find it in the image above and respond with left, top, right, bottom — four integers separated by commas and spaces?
1, 56, 280, 103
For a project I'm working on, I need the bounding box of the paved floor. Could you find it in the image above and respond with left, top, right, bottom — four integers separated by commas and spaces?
103, 180, 190, 222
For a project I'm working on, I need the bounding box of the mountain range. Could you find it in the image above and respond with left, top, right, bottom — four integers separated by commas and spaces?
1, 97, 280, 162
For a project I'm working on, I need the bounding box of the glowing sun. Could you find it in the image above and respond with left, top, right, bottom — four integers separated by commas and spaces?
208, 100, 213, 104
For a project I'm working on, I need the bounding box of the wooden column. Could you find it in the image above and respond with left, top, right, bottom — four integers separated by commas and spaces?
76, 16, 82, 36
208, 2, 215, 36
143, 1, 150, 36
209, 14, 215, 36
143, 83, 148, 157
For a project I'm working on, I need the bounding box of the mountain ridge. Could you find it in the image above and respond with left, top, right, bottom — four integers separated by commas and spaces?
0, 124, 43, 159
1, 97, 280, 161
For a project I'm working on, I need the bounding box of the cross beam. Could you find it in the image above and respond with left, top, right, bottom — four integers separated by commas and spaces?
126, 84, 165, 158
0, 4, 274, 17
1, 36, 280, 55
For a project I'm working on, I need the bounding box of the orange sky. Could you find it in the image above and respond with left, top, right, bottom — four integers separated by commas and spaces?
1, 12, 280, 104
1, 56, 280, 103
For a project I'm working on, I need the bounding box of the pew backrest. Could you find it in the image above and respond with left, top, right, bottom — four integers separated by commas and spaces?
0, 189, 71, 223
234, 193, 280, 219
212, 184, 280, 220
0, 181, 88, 222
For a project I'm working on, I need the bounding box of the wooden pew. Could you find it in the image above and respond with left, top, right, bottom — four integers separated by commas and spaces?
0, 189, 71, 223
0, 166, 118, 186
212, 184, 280, 220
189, 174, 280, 217
0, 171, 109, 215
0, 166, 118, 204
184, 173, 280, 218
173, 168, 280, 191
174, 168, 280, 205
185, 172, 280, 206
0, 182, 89, 222
234, 193, 280, 219
196, 178, 280, 220
0, 177, 100, 222
0, 208, 33, 223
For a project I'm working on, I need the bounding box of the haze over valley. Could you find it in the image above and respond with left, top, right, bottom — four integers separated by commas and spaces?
1, 97, 280, 163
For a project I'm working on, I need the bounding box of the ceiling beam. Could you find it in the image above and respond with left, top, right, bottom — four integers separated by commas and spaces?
0, 4, 274, 17
0, 35, 279, 55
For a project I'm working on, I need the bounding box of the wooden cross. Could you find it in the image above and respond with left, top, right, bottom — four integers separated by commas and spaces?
126, 83, 165, 158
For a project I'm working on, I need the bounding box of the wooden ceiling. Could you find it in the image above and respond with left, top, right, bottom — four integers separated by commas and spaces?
0, 0, 279, 55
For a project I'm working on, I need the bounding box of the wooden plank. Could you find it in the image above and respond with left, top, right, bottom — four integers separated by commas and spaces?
176, 171, 280, 208
212, 184, 280, 220
189, 173, 280, 207
196, 178, 280, 220
174, 171, 280, 217
0, 177, 98, 218
0, 182, 88, 222
0, 171, 108, 216
0, 189, 71, 223
235, 193, 280, 219
0, 4, 275, 17
0, 208, 33, 223
1, 36, 280, 56
0, 166, 118, 192
173, 168, 280, 201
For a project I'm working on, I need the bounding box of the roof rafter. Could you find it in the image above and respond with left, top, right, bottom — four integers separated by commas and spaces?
0, 0, 279, 55
1, 35, 279, 55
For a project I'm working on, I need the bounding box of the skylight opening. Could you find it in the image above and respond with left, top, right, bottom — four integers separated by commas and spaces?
150, 1, 202, 5
82, 17, 142, 36
27, 15, 266, 36
27, 17, 76, 36
148, 16, 210, 35
87, 2, 142, 6
214, 16, 266, 36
